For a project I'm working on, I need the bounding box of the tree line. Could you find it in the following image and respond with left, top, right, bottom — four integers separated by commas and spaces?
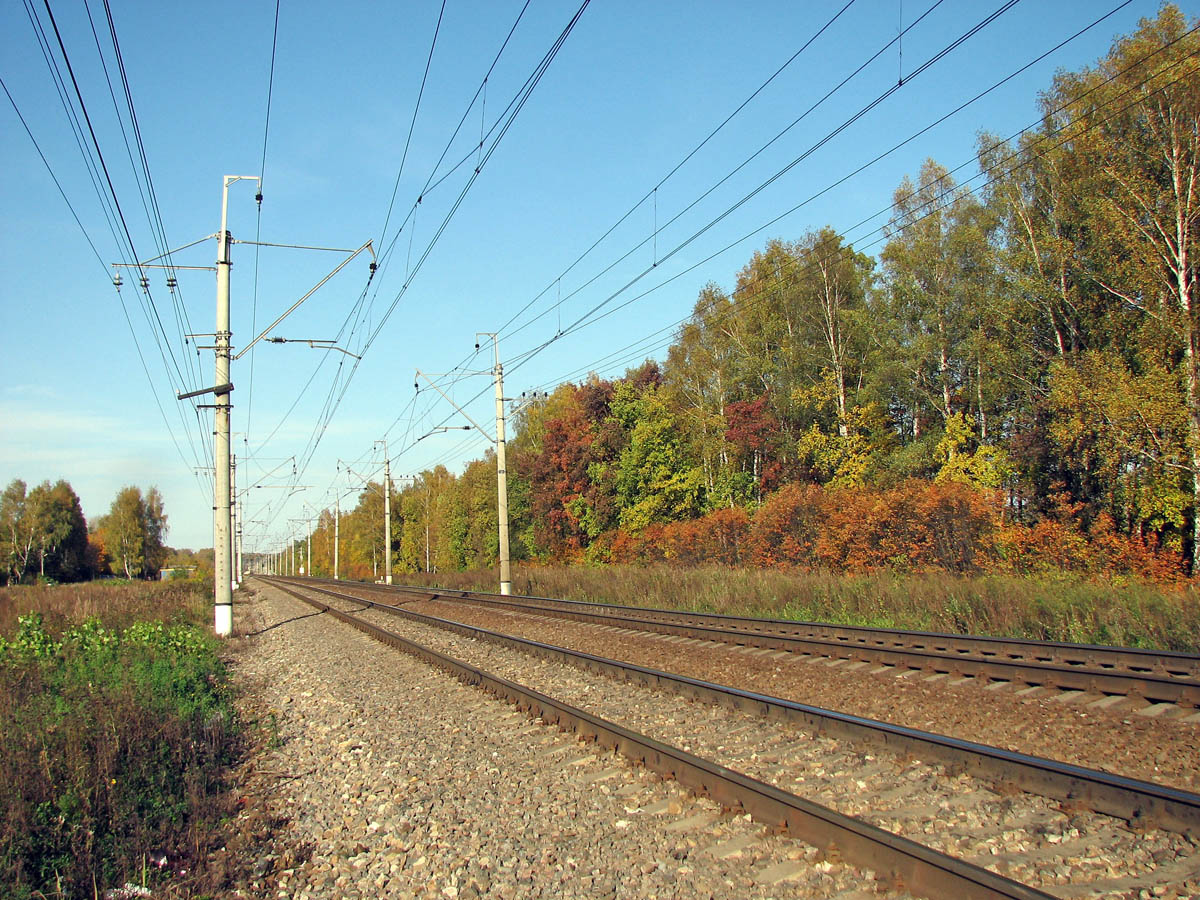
1, 479, 174, 584
291, 8, 1200, 582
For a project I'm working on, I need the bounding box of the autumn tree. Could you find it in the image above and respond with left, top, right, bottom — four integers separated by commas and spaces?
1046, 6, 1200, 559
613, 381, 705, 531
95, 486, 168, 579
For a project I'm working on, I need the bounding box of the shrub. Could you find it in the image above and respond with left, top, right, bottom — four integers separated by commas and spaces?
745, 483, 827, 567
0, 609, 234, 897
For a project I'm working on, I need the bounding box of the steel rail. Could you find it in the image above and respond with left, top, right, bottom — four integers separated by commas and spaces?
265, 576, 1200, 836
263, 576, 1056, 900
327, 578, 1200, 706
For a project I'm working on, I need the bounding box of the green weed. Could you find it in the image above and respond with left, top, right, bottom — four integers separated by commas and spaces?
0, 585, 234, 898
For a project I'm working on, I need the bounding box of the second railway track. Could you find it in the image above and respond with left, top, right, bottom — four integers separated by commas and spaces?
320, 578, 1200, 710
262, 576, 1200, 899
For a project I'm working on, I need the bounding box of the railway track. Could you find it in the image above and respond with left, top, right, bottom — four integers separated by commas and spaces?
261, 576, 1200, 899
326, 578, 1200, 710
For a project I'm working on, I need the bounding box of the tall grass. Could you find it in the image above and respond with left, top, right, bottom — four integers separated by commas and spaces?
394, 564, 1200, 652
0, 580, 233, 899
0, 578, 212, 636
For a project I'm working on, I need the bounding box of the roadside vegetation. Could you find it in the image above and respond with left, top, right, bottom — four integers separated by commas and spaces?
0, 579, 235, 899
396, 564, 1200, 653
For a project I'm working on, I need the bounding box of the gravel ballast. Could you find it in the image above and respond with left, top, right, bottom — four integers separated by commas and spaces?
405, 597, 1200, 793
227, 581, 908, 899
290, 582, 1200, 899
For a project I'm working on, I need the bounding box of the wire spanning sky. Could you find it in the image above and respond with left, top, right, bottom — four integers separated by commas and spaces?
1, 0, 1189, 553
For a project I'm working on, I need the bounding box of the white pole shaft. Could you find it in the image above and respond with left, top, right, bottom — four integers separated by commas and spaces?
383, 452, 393, 584
229, 456, 238, 590
213, 181, 233, 637
494, 345, 511, 595
334, 497, 340, 580
236, 500, 244, 583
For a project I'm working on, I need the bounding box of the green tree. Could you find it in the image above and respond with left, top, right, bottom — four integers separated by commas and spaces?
792, 227, 875, 435
663, 285, 740, 495
880, 159, 996, 436
1, 480, 34, 584
613, 384, 706, 531
95, 486, 168, 579
1043, 5, 1200, 559
28, 480, 89, 580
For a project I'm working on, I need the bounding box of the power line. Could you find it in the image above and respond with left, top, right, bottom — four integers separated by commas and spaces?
491, 0, 865, 342
520, 26, 1200, 398
39, 0, 200, 412
83, 0, 206, 398
395, 1, 1166, 476
504, 0, 1016, 350
377, 0, 448, 251
401, 0, 1029, 438
1, 71, 209, 493
1, 74, 107, 273
247, 3, 542, 502
20, 1, 212, 489
247, 0, 283, 450
264, 0, 592, 506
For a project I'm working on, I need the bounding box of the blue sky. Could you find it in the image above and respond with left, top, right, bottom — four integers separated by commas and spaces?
1, 0, 1192, 554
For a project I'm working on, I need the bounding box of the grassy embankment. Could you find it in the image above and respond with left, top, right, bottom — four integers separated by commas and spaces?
393, 565, 1200, 652
0, 580, 235, 899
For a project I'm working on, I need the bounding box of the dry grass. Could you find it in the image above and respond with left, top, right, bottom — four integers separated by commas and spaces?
0, 579, 212, 635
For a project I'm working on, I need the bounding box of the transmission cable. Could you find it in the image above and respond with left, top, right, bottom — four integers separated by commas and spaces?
247, 0, 282, 451
377, 0, 449, 253
520, 29, 1199, 397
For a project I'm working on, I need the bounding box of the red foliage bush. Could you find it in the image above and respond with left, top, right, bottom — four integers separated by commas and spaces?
745, 483, 828, 568
994, 512, 1186, 583
655, 507, 751, 566
812, 481, 1001, 573
586, 479, 1186, 583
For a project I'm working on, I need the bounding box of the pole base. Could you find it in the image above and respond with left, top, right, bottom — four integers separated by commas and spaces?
215, 603, 233, 637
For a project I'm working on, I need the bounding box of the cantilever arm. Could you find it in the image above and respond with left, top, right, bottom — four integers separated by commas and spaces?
234, 240, 375, 360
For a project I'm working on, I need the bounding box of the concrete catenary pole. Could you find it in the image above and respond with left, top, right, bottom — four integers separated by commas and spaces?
488, 338, 512, 595
236, 499, 244, 584
334, 494, 341, 580
306, 519, 312, 577
213, 175, 258, 636
377, 440, 393, 585
229, 454, 238, 590
213, 188, 233, 634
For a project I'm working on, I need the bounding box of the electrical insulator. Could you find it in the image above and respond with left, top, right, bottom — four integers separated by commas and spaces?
166, 276, 178, 291
139, 276, 149, 291
112, 273, 122, 289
